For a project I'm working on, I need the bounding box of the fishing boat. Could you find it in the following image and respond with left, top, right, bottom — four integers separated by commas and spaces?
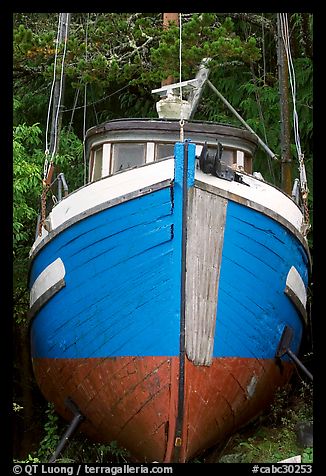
28, 16, 311, 463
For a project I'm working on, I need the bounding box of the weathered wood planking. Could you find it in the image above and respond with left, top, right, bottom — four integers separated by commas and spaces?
185, 187, 227, 366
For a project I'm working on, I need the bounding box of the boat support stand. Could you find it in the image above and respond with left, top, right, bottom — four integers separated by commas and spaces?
48, 397, 84, 463
276, 325, 313, 381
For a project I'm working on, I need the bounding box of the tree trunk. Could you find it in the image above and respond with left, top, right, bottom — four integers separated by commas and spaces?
161, 13, 179, 87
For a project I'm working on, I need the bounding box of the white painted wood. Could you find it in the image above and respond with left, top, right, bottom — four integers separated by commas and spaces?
195, 144, 203, 157
146, 142, 155, 163
30, 258, 65, 308
101, 143, 111, 177
185, 188, 227, 366
236, 150, 244, 169
195, 168, 304, 233
91, 147, 103, 182
31, 159, 174, 253
286, 266, 307, 309
278, 455, 302, 463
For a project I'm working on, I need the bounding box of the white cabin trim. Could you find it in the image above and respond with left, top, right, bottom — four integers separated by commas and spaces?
146, 142, 155, 163
101, 143, 111, 177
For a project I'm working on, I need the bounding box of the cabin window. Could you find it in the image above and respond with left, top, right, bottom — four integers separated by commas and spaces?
111, 143, 146, 173
244, 154, 253, 174
206, 146, 235, 167
91, 146, 103, 181
221, 149, 236, 167
156, 143, 175, 161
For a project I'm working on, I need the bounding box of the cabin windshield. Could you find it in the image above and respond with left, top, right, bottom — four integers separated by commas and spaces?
88, 141, 253, 181
156, 143, 174, 160
86, 119, 257, 183
88, 141, 177, 182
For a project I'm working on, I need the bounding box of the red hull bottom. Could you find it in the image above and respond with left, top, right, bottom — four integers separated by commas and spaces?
32, 356, 293, 462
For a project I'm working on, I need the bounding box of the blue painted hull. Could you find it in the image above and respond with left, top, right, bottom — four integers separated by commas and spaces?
30, 191, 308, 361
215, 200, 308, 359
30, 186, 182, 359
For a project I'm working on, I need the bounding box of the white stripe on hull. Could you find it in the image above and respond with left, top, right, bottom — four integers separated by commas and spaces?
284, 266, 308, 322
30, 258, 66, 308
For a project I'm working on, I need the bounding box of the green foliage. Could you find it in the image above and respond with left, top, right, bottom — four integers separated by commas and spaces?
14, 454, 41, 464
13, 112, 83, 326
59, 439, 130, 464
12, 122, 83, 250
52, 128, 84, 192
100, 441, 130, 463
150, 14, 261, 84
302, 447, 313, 463
13, 122, 43, 249
13, 13, 262, 124
19, 402, 131, 463
37, 403, 60, 461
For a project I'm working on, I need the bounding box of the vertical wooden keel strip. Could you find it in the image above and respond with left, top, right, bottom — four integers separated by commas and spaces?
172, 141, 195, 462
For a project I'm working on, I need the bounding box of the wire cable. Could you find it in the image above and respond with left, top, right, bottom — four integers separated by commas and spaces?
83, 13, 90, 185
279, 13, 310, 233
51, 13, 70, 160
45, 13, 62, 157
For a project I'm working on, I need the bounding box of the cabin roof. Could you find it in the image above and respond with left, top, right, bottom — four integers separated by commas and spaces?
86, 118, 258, 147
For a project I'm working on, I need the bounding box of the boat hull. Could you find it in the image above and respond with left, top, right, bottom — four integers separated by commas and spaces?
32, 356, 293, 462
29, 143, 309, 462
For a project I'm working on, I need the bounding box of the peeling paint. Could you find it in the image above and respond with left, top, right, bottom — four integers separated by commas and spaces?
246, 375, 258, 398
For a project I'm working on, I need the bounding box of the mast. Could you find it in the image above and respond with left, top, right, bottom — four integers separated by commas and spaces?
49, 12, 70, 157
276, 13, 292, 195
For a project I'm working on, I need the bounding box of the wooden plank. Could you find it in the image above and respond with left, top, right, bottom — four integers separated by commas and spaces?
185, 187, 227, 366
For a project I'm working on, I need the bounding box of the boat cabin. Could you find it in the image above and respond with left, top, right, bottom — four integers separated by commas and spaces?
85, 119, 258, 183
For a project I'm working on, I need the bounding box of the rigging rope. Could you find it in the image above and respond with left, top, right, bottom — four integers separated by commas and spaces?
244, 18, 275, 184
52, 13, 69, 160
45, 13, 62, 159
83, 13, 90, 185
39, 13, 69, 236
179, 13, 182, 102
43, 13, 62, 186
67, 87, 80, 134
179, 13, 184, 142
279, 13, 310, 234
64, 84, 130, 113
